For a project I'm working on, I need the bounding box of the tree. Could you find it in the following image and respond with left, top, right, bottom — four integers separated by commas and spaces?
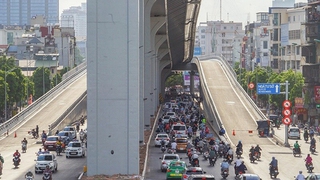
165, 73, 183, 87
51, 73, 62, 87
32, 67, 51, 99
75, 47, 85, 65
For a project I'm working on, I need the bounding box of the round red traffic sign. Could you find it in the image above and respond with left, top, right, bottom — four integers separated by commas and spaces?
248, 83, 255, 90
282, 117, 292, 125
282, 109, 292, 117
282, 100, 292, 108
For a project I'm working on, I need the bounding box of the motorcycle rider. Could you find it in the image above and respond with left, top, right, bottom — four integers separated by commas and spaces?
227, 146, 233, 161
25, 170, 34, 179
236, 161, 247, 175
305, 154, 313, 169
249, 146, 255, 160
304, 128, 309, 141
160, 138, 166, 147
295, 171, 305, 180
254, 144, 262, 158
294, 141, 301, 154
310, 137, 316, 152
220, 159, 229, 174
13, 150, 21, 164
56, 139, 62, 154
208, 147, 216, 164
171, 140, 177, 153
21, 138, 28, 151
191, 149, 199, 166
269, 157, 278, 173
43, 165, 52, 180
236, 140, 243, 153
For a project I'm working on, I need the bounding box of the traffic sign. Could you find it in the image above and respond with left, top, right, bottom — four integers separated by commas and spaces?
256, 83, 280, 94
248, 83, 255, 90
282, 100, 292, 108
282, 109, 292, 117
282, 117, 292, 125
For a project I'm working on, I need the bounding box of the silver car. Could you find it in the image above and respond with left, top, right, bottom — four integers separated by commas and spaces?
159, 154, 180, 172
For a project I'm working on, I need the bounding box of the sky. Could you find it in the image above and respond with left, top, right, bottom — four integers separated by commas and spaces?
60, 0, 308, 26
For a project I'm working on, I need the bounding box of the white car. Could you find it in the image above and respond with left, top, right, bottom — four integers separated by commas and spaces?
63, 126, 77, 139
65, 140, 86, 158
162, 115, 171, 124
154, 133, 170, 147
171, 122, 187, 137
288, 127, 300, 139
159, 154, 180, 172
34, 153, 58, 173
166, 112, 176, 119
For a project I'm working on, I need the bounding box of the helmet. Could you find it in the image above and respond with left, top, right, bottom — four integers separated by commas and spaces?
299, 171, 302, 174
28, 170, 31, 173
296, 141, 298, 143
256, 144, 259, 147
238, 140, 241, 143
46, 165, 49, 168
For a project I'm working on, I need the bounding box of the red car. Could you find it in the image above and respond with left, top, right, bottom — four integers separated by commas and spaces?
44, 136, 59, 150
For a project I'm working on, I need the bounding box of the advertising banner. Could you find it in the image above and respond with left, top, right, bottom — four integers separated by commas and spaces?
314, 86, 320, 102
294, 97, 304, 108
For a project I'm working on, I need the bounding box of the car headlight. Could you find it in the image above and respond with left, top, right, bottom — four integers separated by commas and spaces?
36, 163, 40, 166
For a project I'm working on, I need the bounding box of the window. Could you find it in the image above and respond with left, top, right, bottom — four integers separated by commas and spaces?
288, 16, 291, 22
222, 33, 225, 37
263, 53, 268, 56
201, 35, 205, 39
293, 16, 295, 22
274, 29, 279, 41
272, 44, 279, 56
263, 41, 268, 49
224, 26, 226, 29
201, 29, 205, 33
297, 46, 300, 55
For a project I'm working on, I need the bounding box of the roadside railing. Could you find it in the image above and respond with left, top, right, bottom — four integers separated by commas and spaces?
0, 61, 87, 136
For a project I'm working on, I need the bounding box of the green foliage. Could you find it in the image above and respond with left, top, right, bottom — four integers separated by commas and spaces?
165, 73, 183, 87
32, 67, 51, 99
75, 47, 85, 65
51, 73, 62, 87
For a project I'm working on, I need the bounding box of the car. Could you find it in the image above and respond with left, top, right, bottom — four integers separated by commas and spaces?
63, 126, 77, 139
44, 136, 59, 151
235, 173, 262, 180
166, 160, 187, 180
166, 112, 176, 119
176, 138, 188, 152
171, 122, 187, 137
187, 174, 215, 180
34, 153, 58, 173
182, 167, 206, 180
306, 173, 320, 180
159, 154, 180, 172
288, 126, 300, 139
162, 115, 171, 124
154, 133, 170, 147
57, 131, 73, 143
65, 140, 86, 158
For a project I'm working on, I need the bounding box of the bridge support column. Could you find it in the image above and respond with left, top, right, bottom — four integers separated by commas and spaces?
87, 0, 140, 175
190, 71, 195, 95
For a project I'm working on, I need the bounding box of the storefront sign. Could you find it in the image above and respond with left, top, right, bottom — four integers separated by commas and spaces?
314, 86, 320, 102
294, 97, 304, 108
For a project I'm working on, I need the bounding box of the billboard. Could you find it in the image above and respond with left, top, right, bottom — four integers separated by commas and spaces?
194, 47, 202, 56
183, 74, 200, 88
281, 23, 289, 46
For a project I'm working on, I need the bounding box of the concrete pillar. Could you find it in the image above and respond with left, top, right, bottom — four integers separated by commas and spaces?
190, 71, 195, 95
87, 0, 140, 175
139, 0, 145, 143
143, 0, 156, 127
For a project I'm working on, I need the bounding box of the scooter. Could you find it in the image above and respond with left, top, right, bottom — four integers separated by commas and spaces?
269, 166, 279, 179
203, 151, 209, 160
22, 142, 27, 153
236, 149, 242, 158
160, 145, 166, 153
306, 163, 314, 173
249, 153, 256, 163
25, 176, 34, 180
191, 158, 200, 167
209, 156, 217, 166
56, 145, 62, 156
221, 169, 229, 179
13, 156, 19, 168
310, 145, 316, 154
293, 148, 301, 157
43, 172, 51, 180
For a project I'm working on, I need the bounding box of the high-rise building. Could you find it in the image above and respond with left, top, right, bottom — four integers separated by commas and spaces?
0, 0, 59, 26
60, 4, 86, 39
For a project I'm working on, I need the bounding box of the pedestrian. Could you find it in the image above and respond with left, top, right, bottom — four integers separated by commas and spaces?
35, 125, 39, 138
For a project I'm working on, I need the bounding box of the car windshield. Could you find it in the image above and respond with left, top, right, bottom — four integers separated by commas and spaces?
58, 132, 67, 136
176, 139, 187, 143
68, 143, 81, 147
170, 162, 184, 167
167, 113, 174, 116
46, 137, 58, 141
164, 156, 178, 160
157, 135, 168, 138
37, 155, 52, 161
64, 127, 74, 131
173, 126, 186, 130
243, 176, 259, 180
290, 129, 299, 132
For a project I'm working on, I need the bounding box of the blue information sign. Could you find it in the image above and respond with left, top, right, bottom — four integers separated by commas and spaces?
257, 83, 280, 94
194, 47, 202, 56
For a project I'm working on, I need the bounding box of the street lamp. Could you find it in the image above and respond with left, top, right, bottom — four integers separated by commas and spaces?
4, 67, 16, 122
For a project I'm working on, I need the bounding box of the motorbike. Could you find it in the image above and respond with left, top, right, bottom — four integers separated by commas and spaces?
304, 134, 309, 142
25, 176, 34, 180
218, 150, 224, 158
160, 145, 166, 153
203, 151, 209, 160
209, 156, 217, 166
22, 142, 27, 153
249, 153, 256, 163
187, 132, 192, 138
221, 169, 229, 179
254, 151, 261, 160
269, 166, 279, 179
236, 149, 242, 158
293, 148, 301, 157
56, 145, 62, 156
191, 158, 200, 167
226, 154, 233, 164
310, 145, 316, 154
28, 129, 38, 139
13, 155, 19, 168
43, 172, 51, 180
167, 148, 173, 154
306, 163, 314, 173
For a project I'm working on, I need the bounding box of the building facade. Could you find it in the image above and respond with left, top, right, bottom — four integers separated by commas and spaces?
0, 0, 59, 26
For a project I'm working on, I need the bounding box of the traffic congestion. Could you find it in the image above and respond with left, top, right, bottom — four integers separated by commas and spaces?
151, 91, 261, 180
1, 116, 87, 180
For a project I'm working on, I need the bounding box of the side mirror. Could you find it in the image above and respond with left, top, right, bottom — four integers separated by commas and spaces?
159, 157, 162, 159
203, 171, 206, 174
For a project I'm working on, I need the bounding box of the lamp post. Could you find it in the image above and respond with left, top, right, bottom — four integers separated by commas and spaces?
4, 67, 16, 122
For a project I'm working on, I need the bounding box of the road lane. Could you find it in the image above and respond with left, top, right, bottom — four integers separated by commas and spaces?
0, 75, 87, 180
200, 59, 317, 179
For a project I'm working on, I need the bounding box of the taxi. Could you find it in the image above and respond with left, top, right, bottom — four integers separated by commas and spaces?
176, 138, 188, 152
166, 160, 187, 179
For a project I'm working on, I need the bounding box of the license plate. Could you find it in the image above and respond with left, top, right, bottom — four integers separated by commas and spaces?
180, 148, 184, 150
48, 146, 53, 148
170, 173, 182, 177
175, 170, 179, 173
70, 152, 77, 155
